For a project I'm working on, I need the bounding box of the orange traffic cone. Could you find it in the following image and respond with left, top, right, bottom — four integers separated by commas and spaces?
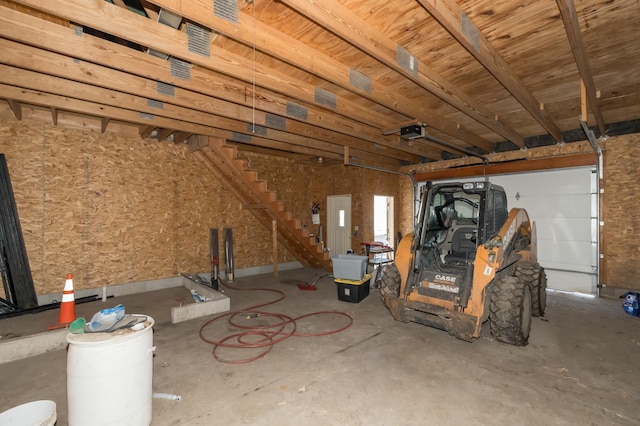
47, 274, 76, 330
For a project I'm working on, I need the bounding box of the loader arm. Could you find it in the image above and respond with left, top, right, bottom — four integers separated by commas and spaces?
467, 208, 534, 325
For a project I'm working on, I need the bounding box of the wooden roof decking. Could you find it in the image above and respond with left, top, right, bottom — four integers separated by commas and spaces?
0, 0, 638, 167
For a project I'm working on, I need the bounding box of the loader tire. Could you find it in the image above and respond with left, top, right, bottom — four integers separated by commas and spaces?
489, 275, 532, 346
515, 262, 547, 317
380, 263, 401, 298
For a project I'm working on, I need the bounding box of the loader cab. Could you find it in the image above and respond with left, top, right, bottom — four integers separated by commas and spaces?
416, 181, 508, 267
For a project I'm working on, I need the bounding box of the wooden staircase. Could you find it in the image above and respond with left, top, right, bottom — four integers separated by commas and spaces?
191, 136, 331, 270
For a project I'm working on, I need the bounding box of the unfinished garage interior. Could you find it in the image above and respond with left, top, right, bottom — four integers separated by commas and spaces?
0, 0, 639, 424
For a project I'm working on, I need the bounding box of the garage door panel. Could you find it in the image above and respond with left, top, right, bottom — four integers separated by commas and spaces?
493, 170, 592, 195
514, 196, 591, 219
537, 241, 594, 272
547, 270, 594, 293
535, 218, 592, 242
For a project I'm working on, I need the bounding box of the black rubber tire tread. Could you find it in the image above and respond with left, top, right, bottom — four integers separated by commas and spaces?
489, 275, 532, 346
515, 262, 547, 317
380, 262, 401, 298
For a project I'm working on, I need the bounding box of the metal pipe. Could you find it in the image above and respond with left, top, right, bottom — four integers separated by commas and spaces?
421, 133, 489, 164
209, 228, 219, 290
224, 227, 234, 283
347, 161, 415, 183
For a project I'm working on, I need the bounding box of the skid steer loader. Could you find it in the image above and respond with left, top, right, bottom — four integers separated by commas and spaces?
381, 181, 546, 345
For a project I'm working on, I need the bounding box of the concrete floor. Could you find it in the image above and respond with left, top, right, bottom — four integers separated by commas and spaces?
1, 267, 638, 425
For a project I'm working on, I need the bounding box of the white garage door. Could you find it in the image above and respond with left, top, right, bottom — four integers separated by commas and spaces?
431, 167, 597, 294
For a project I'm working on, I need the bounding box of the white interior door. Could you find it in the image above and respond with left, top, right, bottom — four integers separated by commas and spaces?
327, 195, 352, 256
430, 167, 596, 294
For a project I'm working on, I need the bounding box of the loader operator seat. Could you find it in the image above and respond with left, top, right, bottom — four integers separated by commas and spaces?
444, 227, 477, 264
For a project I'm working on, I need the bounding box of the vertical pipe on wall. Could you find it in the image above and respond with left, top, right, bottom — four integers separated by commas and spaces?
224, 228, 234, 283
272, 220, 278, 277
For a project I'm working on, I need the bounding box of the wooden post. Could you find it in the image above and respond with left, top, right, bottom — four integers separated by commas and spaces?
580, 79, 588, 122
272, 220, 278, 277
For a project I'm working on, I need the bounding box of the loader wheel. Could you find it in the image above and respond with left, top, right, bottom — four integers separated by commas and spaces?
380, 263, 401, 298
515, 262, 547, 317
489, 275, 532, 346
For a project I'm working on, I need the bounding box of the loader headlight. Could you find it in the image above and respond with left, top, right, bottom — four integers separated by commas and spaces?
463, 182, 485, 190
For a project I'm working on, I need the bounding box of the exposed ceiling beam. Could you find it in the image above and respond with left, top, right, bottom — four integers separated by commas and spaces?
0, 64, 406, 164
229, 140, 342, 162
10, 0, 432, 160
278, 0, 526, 148
0, 8, 419, 162
556, 0, 606, 136
0, 48, 415, 165
0, 82, 332, 156
413, 153, 597, 181
149, 0, 495, 153
416, 0, 563, 143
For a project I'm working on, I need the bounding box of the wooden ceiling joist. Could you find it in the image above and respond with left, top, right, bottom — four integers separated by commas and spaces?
278, 0, 526, 148
556, 0, 606, 136
150, 0, 495, 154
1, 0, 637, 169
416, 0, 564, 143
0, 20, 418, 165
6, 0, 433, 162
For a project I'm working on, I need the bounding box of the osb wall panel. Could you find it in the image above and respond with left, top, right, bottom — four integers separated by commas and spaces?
244, 153, 403, 255
601, 134, 640, 291
0, 118, 267, 295
173, 152, 281, 270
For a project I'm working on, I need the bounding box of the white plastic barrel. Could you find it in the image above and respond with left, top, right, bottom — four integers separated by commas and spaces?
0, 400, 56, 426
66, 315, 154, 426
